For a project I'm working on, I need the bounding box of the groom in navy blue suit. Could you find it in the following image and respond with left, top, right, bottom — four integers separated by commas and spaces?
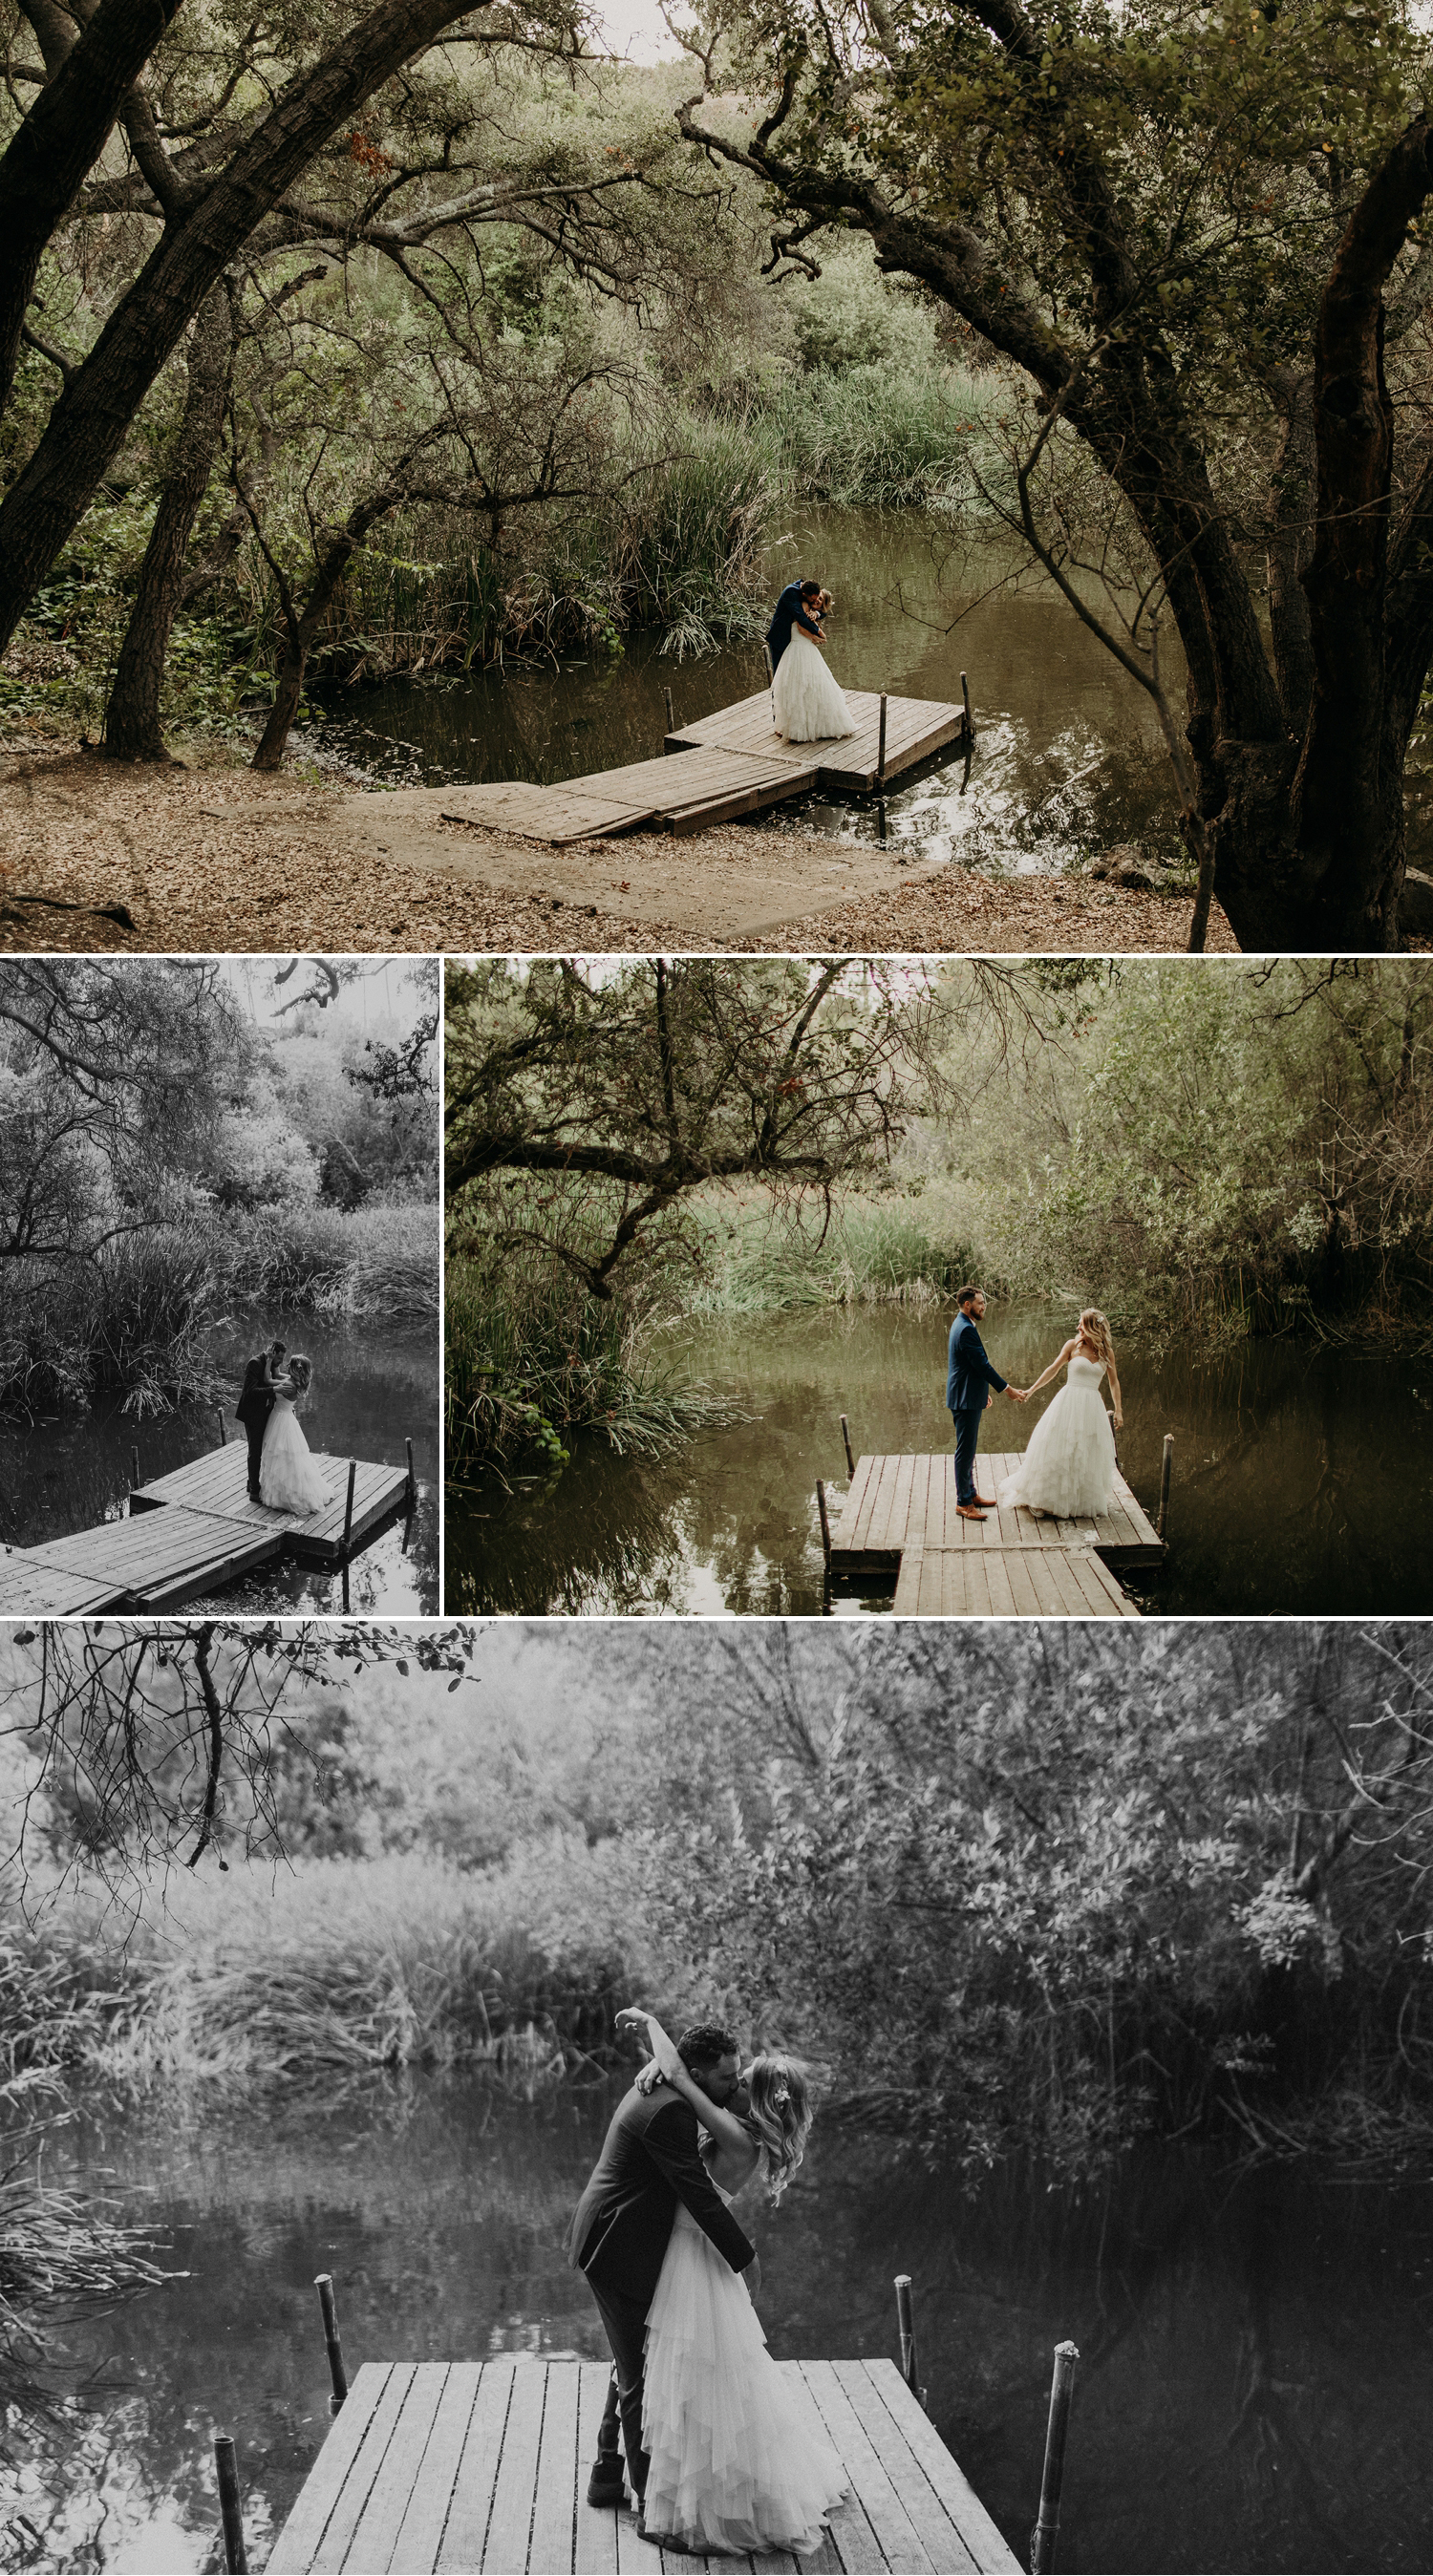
947, 1287, 1026, 1520
765, 577, 824, 671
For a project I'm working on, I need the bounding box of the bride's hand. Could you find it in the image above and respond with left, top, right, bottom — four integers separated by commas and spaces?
616, 2007, 684, 2084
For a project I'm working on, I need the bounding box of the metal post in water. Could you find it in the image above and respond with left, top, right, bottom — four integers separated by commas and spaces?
315, 2271, 349, 2406
405, 1436, 416, 1507
342, 1459, 356, 1557
130, 1445, 139, 1490
1157, 1433, 1174, 1542
893, 2274, 926, 2406
960, 670, 973, 738
214, 2434, 247, 2573
877, 692, 888, 783
840, 1414, 856, 1478
1030, 2341, 1079, 2575
663, 685, 674, 744
815, 1479, 832, 1566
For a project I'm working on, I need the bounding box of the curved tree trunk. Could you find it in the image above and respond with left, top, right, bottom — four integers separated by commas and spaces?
250, 480, 401, 771
101, 284, 231, 762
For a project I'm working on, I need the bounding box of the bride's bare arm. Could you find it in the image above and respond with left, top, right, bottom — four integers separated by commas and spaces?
1023, 1337, 1078, 1398
1106, 1358, 1123, 1428
616, 2009, 757, 2171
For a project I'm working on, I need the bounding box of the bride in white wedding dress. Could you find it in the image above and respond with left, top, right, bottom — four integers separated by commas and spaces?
771, 590, 855, 745
259, 1353, 332, 1515
616, 2007, 846, 2558
997, 1308, 1124, 1517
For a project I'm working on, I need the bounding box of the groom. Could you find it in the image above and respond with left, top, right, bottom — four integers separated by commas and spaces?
947, 1287, 1026, 1520
568, 2019, 759, 2541
764, 577, 824, 672
235, 1339, 285, 1501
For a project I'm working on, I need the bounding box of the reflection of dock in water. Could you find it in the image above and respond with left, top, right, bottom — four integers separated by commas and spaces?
824, 1449, 1166, 1620
0, 1431, 416, 1612
267, 2353, 1022, 2575
403, 687, 971, 846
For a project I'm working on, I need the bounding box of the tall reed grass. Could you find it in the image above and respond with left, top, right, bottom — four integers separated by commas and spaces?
685, 1188, 978, 1315
752, 365, 1009, 508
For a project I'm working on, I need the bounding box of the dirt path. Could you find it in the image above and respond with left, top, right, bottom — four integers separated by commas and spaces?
0, 744, 1240, 954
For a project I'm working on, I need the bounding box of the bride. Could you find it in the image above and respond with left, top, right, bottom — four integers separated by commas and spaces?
616, 2006, 846, 2558
772, 587, 856, 745
996, 1308, 1124, 1517
259, 1352, 332, 1515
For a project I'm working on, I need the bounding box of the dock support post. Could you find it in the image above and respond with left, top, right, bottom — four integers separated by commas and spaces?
215, 1408, 226, 1448
894, 2273, 927, 2408
877, 692, 888, 782
663, 685, 674, 744
1156, 1433, 1174, 1541
405, 1436, 416, 1507
1031, 2340, 1080, 2575
342, 1460, 356, 1557
840, 1414, 856, 1477
315, 2272, 350, 2406
815, 1478, 832, 1566
960, 670, 973, 738
214, 2434, 248, 2573
130, 1445, 139, 1491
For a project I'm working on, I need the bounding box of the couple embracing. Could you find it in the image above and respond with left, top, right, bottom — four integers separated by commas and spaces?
234, 1338, 332, 1516
568, 2008, 845, 2557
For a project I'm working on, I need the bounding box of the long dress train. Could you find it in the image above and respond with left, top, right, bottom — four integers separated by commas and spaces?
996, 1353, 1117, 1516
771, 633, 855, 743
259, 1392, 332, 1515
643, 2202, 846, 2555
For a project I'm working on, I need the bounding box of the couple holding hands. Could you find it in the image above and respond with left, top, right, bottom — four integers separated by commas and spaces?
949, 1287, 1125, 1521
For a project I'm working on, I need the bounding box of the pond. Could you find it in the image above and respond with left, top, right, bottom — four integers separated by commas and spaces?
0, 1311, 440, 1615
16, 2075, 1432, 2572
305, 505, 1183, 875
445, 1300, 1433, 1618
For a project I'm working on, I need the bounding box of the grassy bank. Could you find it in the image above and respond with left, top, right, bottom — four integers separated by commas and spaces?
1, 1201, 438, 1422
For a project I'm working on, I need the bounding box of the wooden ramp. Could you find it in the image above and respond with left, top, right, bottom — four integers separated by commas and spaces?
267, 2356, 1019, 2576
430, 689, 968, 845
831, 1451, 1162, 1620
0, 1440, 413, 1613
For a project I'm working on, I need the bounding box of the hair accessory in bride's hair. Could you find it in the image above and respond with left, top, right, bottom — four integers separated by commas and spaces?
773, 2084, 790, 2109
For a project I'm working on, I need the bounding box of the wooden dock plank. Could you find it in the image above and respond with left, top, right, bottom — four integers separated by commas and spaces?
795, 2364, 898, 2574
879, 1452, 918, 1557
796, 2361, 944, 2574
668, 691, 967, 795
829, 1449, 1161, 1614
343, 2363, 453, 2573
134, 1443, 410, 1559
833, 2366, 980, 2576
10, 1502, 282, 1609
574, 2363, 621, 2575
436, 2362, 515, 2573
268, 2365, 396, 2574
0, 1549, 123, 1613
388, 2367, 483, 2575
479, 2357, 549, 2572
310, 2364, 418, 2575
529, 2362, 581, 2576
853, 2366, 1019, 2576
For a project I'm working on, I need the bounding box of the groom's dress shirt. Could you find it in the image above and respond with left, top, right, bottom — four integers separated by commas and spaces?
947, 1311, 1008, 1412
764, 581, 822, 671
567, 2083, 755, 2309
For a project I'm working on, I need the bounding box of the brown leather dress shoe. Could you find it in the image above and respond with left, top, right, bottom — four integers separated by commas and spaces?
956, 1501, 989, 1520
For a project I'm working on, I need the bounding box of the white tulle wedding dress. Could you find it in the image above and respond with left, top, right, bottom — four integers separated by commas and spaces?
771, 633, 855, 744
642, 2201, 846, 2555
259, 1393, 332, 1515
997, 1353, 1117, 1516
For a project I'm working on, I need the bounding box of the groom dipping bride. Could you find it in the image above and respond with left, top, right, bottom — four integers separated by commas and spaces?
567, 2009, 845, 2557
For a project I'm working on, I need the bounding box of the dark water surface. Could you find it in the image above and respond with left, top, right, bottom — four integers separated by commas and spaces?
22, 2077, 1433, 2572
308, 508, 1180, 873
446, 1301, 1433, 1617
0, 1312, 439, 1614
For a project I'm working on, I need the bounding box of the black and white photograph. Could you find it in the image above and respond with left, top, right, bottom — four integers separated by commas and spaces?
444, 953, 1433, 1621
1, 1618, 1430, 2575
0, 957, 440, 1616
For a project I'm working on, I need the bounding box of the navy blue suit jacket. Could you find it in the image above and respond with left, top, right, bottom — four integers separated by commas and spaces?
947, 1310, 1008, 1413
765, 580, 821, 671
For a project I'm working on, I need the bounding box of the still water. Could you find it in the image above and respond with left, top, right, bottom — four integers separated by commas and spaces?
446, 1302, 1433, 1618
307, 507, 1179, 872
17, 2076, 1433, 2572
0, 1312, 439, 1614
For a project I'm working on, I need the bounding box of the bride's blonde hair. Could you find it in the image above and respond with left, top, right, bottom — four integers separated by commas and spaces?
1078, 1309, 1115, 1364
745, 2054, 816, 2203
289, 1353, 313, 1395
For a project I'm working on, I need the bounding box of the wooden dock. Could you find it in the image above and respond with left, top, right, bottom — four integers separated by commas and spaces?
430, 689, 969, 846
267, 2357, 1020, 2576
830, 1451, 1163, 1620
0, 1437, 414, 1613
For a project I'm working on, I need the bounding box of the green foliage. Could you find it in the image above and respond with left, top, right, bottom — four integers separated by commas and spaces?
753, 362, 1008, 507
684, 1184, 977, 1311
